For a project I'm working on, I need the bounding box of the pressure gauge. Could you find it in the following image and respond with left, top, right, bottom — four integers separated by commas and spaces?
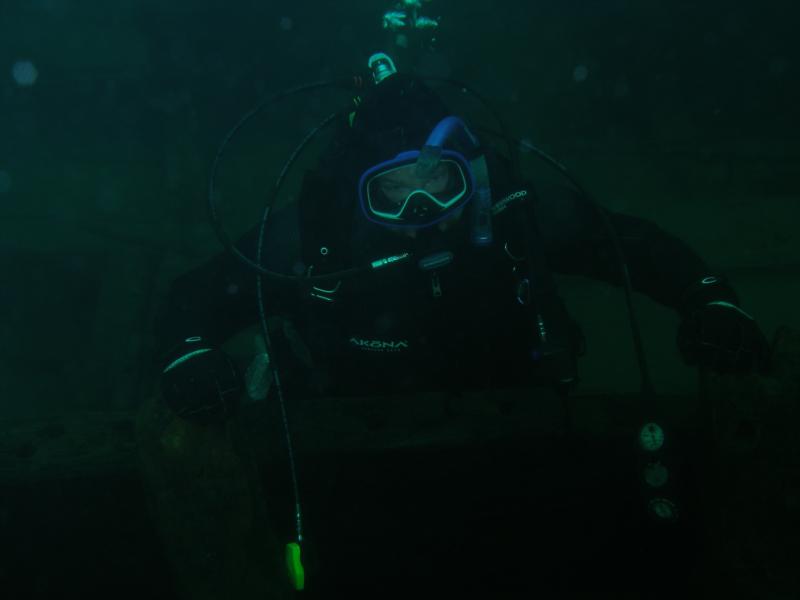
638, 422, 665, 452
648, 497, 678, 521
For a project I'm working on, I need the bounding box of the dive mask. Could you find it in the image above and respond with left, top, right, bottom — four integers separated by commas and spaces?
358, 148, 475, 228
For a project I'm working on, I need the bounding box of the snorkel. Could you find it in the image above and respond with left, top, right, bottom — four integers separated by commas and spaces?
415, 116, 493, 246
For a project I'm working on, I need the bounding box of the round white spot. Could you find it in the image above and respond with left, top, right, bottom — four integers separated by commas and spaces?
279, 16, 293, 31
12, 60, 39, 87
0, 171, 11, 194
572, 64, 589, 83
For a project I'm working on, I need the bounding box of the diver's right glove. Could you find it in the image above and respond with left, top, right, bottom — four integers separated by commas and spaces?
160, 336, 242, 425
676, 276, 771, 375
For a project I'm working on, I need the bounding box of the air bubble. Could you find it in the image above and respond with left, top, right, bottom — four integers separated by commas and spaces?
572, 64, 589, 83
12, 60, 38, 87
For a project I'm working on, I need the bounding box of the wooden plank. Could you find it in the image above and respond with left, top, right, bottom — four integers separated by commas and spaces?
0, 411, 138, 484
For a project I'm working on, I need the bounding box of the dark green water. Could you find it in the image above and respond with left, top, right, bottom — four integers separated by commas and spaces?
1, 1, 797, 597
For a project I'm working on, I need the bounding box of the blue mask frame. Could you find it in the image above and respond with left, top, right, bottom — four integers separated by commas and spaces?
358, 116, 481, 229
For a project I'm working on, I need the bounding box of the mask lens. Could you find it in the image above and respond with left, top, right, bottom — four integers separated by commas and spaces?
366, 159, 466, 220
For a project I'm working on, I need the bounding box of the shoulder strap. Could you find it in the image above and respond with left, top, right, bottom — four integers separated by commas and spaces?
508, 182, 584, 386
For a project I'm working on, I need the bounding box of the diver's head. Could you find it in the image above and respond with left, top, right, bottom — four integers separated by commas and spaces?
336, 75, 480, 232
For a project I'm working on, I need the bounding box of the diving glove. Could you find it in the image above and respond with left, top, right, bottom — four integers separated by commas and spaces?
160, 336, 242, 424
676, 276, 771, 375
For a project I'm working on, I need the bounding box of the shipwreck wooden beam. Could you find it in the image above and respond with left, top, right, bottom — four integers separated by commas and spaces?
1, 325, 796, 486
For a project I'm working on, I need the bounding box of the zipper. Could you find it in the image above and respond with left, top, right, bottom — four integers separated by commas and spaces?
431, 271, 442, 298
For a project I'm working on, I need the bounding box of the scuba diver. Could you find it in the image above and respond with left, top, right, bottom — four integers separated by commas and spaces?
152, 52, 772, 595
156, 60, 770, 416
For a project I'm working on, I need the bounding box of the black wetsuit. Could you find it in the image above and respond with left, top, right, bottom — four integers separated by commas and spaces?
154, 162, 713, 398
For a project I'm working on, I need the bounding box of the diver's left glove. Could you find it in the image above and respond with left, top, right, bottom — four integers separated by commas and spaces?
676, 276, 771, 375
159, 336, 243, 425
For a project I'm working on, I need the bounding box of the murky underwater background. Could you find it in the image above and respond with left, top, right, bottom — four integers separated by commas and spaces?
1, 1, 798, 597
